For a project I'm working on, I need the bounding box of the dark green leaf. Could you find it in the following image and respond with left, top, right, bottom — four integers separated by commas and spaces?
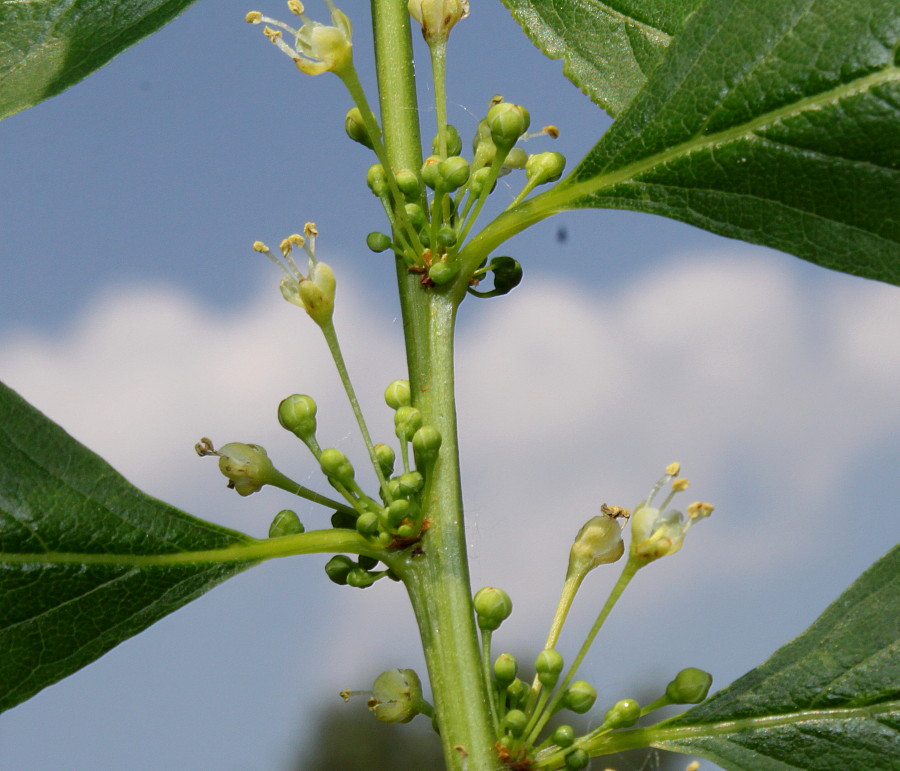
0, 0, 202, 121
542, 0, 900, 285
633, 546, 899, 769
501, 0, 701, 116
0, 381, 258, 712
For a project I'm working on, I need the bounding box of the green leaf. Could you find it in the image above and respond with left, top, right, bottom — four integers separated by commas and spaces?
0, 381, 257, 712
0, 0, 202, 121
538, 0, 900, 285
500, 0, 702, 116
655, 544, 900, 769
583, 546, 899, 768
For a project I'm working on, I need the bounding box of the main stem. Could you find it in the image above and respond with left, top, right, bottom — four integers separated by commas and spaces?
372, 3, 499, 769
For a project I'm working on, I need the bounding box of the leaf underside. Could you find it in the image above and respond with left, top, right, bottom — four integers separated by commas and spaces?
550, 0, 900, 285
500, 0, 702, 116
0, 381, 256, 712
0, 0, 202, 121
654, 545, 900, 770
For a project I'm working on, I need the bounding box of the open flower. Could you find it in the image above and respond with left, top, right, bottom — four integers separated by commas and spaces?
246, 1, 352, 76
253, 222, 336, 326
630, 463, 713, 564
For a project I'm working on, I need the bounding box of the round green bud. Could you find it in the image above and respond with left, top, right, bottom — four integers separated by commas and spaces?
503, 146, 528, 170
375, 531, 392, 548
413, 425, 442, 467
526, 151, 566, 185
404, 203, 427, 230
269, 509, 305, 538
418, 228, 431, 248
347, 567, 376, 589
331, 510, 356, 529
535, 648, 565, 687
374, 443, 396, 477
428, 261, 459, 286
493, 653, 518, 688
437, 226, 458, 247
356, 510, 380, 537
394, 406, 423, 442
384, 379, 412, 410
551, 725, 575, 748
395, 168, 421, 200
432, 124, 462, 156
486, 102, 530, 149
564, 748, 590, 770
468, 166, 496, 197
666, 667, 713, 704
386, 478, 403, 500
345, 106, 373, 149
324, 554, 355, 585
387, 498, 411, 528
398, 471, 424, 496
502, 709, 528, 737
319, 447, 355, 486
421, 155, 442, 189
216, 442, 275, 496
278, 394, 318, 440
473, 586, 513, 631
366, 164, 388, 197
492, 256, 523, 294
366, 231, 392, 253
369, 669, 426, 724
506, 678, 528, 710
357, 555, 379, 571
436, 156, 470, 191
605, 698, 640, 729
563, 680, 597, 714
567, 514, 624, 580
395, 523, 416, 539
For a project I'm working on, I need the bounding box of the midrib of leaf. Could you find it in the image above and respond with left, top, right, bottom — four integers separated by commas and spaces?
0, 529, 383, 567
548, 63, 899, 208
582, 0, 673, 43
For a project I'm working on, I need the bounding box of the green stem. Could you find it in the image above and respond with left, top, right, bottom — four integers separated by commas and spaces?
430, 39, 449, 157
267, 468, 358, 516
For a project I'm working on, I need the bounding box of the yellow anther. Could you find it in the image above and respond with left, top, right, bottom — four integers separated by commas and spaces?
287, 233, 305, 247
263, 26, 282, 42
287, 0, 304, 15
252, 240, 270, 253
672, 478, 690, 492
665, 461, 681, 476
279, 238, 293, 256
687, 502, 714, 521
245, 11, 263, 23
304, 222, 319, 237
543, 125, 560, 139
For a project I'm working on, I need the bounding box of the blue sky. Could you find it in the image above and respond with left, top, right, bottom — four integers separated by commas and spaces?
1, 2, 897, 770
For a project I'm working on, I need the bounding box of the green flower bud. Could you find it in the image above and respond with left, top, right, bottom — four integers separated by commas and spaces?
503, 146, 528, 170
525, 151, 566, 185
412, 425, 442, 467
374, 443, 396, 477
563, 681, 597, 714
605, 698, 640, 729
366, 231, 392, 253
319, 447, 355, 486
356, 510, 380, 536
666, 668, 713, 704
470, 256, 523, 298
384, 379, 412, 409
436, 156, 470, 191
369, 669, 427, 723
437, 226, 458, 247
366, 164, 389, 197
347, 567, 377, 588
428, 261, 459, 286
564, 748, 590, 770
358, 555, 379, 570
405, 202, 427, 229
408, 0, 469, 43
493, 653, 518, 688
506, 678, 528, 710
473, 586, 513, 631
345, 106, 373, 149
432, 124, 463, 156
324, 554, 355, 585
295, 260, 336, 325
269, 509, 305, 538
418, 228, 431, 248
421, 155, 442, 189
551, 725, 575, 748
278, 394, 318, 441
395, 168, 421, 200
394, 406, 423, 442
567, 513, 625, 580
486, 102, 530, 150
215, 442, 276, 496
331, 510, 356, 529
502, 708, 528, 737
398, 471, 424, 496
395, 523, 416, 539
468, 166, 496, 197
387, 498, 411, 528
535, 648, 564, 687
